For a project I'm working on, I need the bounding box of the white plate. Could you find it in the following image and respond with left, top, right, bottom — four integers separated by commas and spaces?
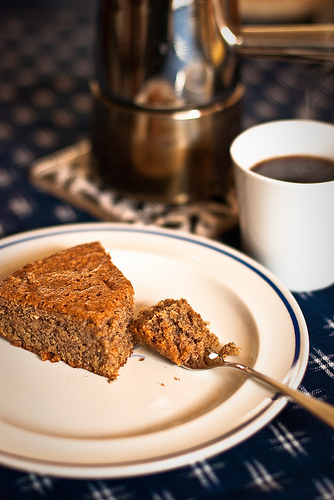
0, 223, 309, 478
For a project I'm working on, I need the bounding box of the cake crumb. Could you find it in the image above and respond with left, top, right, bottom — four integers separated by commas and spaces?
219, 342, 240, 358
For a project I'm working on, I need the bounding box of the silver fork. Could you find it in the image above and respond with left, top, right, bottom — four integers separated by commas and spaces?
184, 348, 334, 430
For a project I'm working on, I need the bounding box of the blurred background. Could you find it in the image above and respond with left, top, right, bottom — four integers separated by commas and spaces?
1, 0, 334, 237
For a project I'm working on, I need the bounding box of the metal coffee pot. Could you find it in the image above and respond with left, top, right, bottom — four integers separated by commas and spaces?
90, 0, 334, 204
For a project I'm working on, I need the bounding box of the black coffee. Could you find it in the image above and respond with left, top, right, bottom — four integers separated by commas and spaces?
251, 155, 334, 183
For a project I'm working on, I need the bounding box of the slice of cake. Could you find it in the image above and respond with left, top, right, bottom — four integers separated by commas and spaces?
0, 241, 134, 380
130, 298, 237, 368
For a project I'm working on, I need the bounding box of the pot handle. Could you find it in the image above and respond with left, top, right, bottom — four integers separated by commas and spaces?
236, 24, 334, 61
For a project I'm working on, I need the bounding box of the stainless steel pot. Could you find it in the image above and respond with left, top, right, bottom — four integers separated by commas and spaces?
90, 0, 334, 203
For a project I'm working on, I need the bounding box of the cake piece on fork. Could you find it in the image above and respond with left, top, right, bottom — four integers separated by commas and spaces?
130, 298, 239, 368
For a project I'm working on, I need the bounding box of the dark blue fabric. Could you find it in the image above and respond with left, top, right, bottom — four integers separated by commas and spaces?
0, 2, 333, 499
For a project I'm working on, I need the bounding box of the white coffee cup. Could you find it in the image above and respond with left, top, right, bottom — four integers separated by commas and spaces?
230, 119, 334, 292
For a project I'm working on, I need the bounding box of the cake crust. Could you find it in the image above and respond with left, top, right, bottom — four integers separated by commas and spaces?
0, 241, 135, 379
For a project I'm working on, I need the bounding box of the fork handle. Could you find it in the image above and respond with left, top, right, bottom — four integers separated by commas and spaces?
224, 361, 334, 430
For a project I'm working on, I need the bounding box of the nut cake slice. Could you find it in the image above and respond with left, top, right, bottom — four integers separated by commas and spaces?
0, 241, 134, 380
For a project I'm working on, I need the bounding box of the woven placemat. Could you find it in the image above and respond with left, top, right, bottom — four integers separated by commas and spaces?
30, 140, 238, 238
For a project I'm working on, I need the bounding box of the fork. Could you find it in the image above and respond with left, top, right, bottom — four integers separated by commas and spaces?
183, 347, 334, 430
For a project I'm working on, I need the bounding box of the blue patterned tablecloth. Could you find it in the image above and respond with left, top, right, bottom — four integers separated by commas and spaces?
1, 2, 334, 499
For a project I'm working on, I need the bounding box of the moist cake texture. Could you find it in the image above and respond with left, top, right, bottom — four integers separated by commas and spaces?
0, 241, 135, 379
130, 298, 238, 368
